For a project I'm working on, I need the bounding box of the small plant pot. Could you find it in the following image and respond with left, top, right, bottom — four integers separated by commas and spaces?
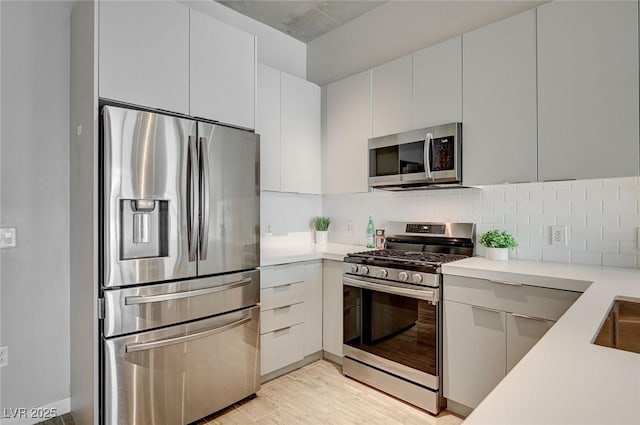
486, 247, 509, 261
315, 230, 328, 245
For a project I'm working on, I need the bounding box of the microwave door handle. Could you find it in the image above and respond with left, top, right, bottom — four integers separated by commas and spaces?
199, 136, 210, 261
424, 132, 433, 179
187, 136, 198, 262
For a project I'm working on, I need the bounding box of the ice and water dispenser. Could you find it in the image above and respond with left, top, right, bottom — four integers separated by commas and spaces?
120, 199, 169, 260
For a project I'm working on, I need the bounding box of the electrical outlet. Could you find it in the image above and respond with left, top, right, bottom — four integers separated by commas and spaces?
265, 224, 272, 236
346, 221, 353, 234
551, 225, 567, 246
0, 227, 17, 249
0, 346, 8, 368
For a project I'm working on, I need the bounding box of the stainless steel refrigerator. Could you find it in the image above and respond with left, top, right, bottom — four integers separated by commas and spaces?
99, 105, 260, 425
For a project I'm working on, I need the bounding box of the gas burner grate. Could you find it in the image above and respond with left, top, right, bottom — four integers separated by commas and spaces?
347, 249, 469, 265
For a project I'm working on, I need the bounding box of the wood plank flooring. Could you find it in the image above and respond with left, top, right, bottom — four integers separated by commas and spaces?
196, 360, 463, 425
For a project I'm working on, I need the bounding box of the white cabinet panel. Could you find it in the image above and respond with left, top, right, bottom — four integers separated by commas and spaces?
322, 260, 344, 357
257, 64, 281, 192
538, 1, 639, 180
303, 261, 323, 356
325, 70, 372, 194
443, 300, 506, 409
261, 281, 305, 311
98, 1, 189, 114
190, 9, 255, 128
281, 73, 322, 194
261, 323, 305, 375
506, 313, 554, 372
462, 9, 537, 185
412, 36, 462, 129
372, 55, 413, 137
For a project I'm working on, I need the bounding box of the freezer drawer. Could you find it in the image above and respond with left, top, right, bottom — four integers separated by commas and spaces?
104, 306, 260, 425
104, 270, 259, 337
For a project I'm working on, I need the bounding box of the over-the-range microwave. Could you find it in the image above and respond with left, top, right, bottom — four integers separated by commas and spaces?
368, 122, 462, 190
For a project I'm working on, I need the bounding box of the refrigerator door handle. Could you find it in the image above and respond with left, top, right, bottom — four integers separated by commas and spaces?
199, 136, 211, 261
187, 136, 198, 262
124, 277, 252, 305
124, 314, 251, 353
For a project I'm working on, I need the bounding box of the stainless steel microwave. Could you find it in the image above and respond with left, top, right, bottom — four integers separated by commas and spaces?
368, 122, 462, 190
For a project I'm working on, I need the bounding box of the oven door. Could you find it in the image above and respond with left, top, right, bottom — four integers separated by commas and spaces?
342, 275, 440, 390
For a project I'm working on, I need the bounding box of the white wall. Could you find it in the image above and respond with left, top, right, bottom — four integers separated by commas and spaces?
323, 178, 640, 268
307, 1, 542, 86
182, 0, 307, 79
0, 0, 73, 415
261, 191, 322, 246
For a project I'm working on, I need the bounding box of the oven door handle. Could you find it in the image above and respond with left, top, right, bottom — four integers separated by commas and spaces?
343, 276, 438, 302
424, 132, 433, 179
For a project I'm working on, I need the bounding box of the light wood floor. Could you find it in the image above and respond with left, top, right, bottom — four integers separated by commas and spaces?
197, 360, 463, 425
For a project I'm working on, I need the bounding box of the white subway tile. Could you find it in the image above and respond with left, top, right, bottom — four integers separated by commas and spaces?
571, 179, 602, 190
505, 189, 529, 204
528, 233, 548, 250
543, 180, 572, 191
517, 201, 543, 215
602, 226, 638, 242
515, 247, 543, 261
602, 253, 637, 269
620, 241, 640, 256
567, 238, 587, 251
619, 187, 640, 202
557, 188, 586, 202
529, 212, 556, 226
504, 212, 529, 225
619, 212, 640, 227
530, 189, 557, 203
586, 187, 619, 202
603, 199, 637, 216
542, 249, 571, 263
543, 200, 572, 215
586, 213, 618, 227
586, 239, 619, 254
602, 176, 638, 188
489, 200, 516, 215
571, 225, 601, 240
556, 213, 587, 227
571, 251, 602, 266
571, 199, 602, 215
516, 182, 543, 193
481, 213, 504, 224
516, 223, 544, 237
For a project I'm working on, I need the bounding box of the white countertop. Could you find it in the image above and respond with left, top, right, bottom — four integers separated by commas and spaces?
261, 242, 367, 266
443, 257, 640, 425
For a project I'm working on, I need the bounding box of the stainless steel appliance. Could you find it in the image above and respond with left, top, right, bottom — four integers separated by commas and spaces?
342, 222, 474, 414
100, 105, 260, 425
368, 123, 462, 190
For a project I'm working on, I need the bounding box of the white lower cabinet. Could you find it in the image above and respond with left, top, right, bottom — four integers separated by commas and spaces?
322, 260, 344, 358
443, 274, 580, 409
260, 261, 322, 377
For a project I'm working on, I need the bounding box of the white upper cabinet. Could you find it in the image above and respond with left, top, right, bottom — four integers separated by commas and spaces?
99, 1, 190, 114
257, 64, 281, 192
412, 36, 462, 129
281, 72, 322, 194
190, 8, 256, 129
462, 9, 538, 186
372, 55, 413, 137
325, 70, 372, 194
537, 1, 639, 180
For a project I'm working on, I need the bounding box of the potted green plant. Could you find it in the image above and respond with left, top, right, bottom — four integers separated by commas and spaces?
312, 217, 331, 245
479, 230, 518, 261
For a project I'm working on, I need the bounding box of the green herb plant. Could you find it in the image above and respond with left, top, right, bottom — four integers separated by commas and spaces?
312, 217, 332, 231
479, 230, 518, 249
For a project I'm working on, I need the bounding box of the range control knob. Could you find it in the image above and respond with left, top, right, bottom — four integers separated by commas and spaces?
360, 266, 370, 275
378, 269, 389, 278
412, 274, 423, 284
350, 265, 358, 273
398, 271, 409, 282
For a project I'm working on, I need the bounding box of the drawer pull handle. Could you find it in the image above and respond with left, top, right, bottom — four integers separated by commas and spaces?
272, 326, 292, 334
490, 279, 522, 287
511, 312, 548, 322
273, 305, 292, 312
271, 280, 303, 289
472, 305, 501, 314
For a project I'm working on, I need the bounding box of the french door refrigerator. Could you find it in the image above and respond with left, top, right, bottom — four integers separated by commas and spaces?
100, 105, 260, 425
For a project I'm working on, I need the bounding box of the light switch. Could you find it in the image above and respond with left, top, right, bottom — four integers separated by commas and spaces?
0, 227, 17, 248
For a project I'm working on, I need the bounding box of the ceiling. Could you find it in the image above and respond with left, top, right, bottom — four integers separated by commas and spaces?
216, 1, 388, 43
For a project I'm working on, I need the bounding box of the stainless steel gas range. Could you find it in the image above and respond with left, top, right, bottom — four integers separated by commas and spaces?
342, 222, 474, 414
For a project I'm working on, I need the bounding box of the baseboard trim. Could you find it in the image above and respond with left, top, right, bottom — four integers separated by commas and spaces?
322, 350, 343, 366
260, 351, 324, 383
445, 399, 473, 418
1, 397, 70, 425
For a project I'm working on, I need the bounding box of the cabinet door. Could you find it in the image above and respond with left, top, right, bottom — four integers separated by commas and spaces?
372, 55, 413, 137
443, 300, 506, 409
413, 36, 462, 129
281, 73, 321, 194
303, 261, 323, 356
256, 64, 281, 191
506, 313, 553, 372
190, 9, 255, 129
538, 1, 639, 180
462, 9, 537, 185
325, 70, 372, 194
322, 260, 344, 357
98, 1, 189, 114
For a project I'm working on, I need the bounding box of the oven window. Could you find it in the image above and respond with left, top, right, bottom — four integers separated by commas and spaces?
399, 141, 426, 174
343, 285, 438, 376
430, 136, 455, 172
371, 146, 399, 176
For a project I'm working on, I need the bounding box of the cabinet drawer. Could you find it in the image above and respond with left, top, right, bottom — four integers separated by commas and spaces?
261, 302, 305, 334
444, 275, 581, 321
261, 263, 307, 289
261, 323, 305, 375
261, 281, 305, 311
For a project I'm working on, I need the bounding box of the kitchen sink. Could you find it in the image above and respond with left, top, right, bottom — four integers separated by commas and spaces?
593, 298, 640, 354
